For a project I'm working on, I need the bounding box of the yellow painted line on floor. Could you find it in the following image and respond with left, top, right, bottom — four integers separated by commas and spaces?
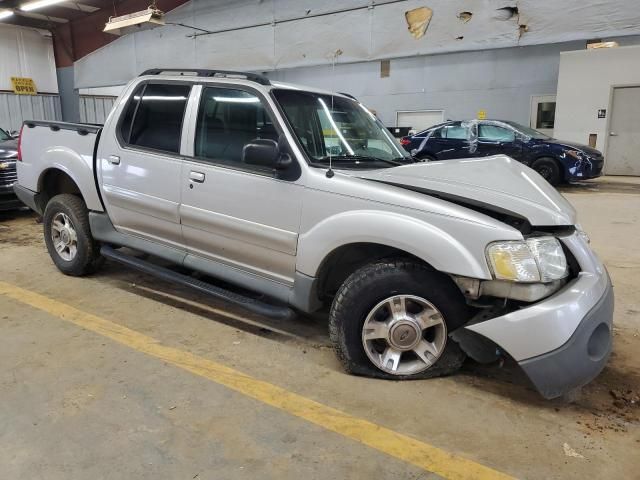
0, 281, 514, 480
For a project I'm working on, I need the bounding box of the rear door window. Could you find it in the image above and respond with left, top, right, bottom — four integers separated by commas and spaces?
122, 83, 191, 154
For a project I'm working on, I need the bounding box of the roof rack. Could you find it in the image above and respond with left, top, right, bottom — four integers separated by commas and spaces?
139, 68, 271, 86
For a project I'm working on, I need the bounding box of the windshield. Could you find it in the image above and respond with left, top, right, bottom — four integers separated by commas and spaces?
503, 121, 551, 140
0, 128, 10, 142
273, 89, 412, 168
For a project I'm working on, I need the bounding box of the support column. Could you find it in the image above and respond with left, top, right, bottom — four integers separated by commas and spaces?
56, 66, 80, 123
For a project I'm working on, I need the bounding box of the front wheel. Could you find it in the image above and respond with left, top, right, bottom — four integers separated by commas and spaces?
43, 194, 103, 276
531, 157, 562, 186
329, 259, 470, 380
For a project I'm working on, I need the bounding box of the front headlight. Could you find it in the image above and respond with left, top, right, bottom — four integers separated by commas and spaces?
487, 237, 568, 283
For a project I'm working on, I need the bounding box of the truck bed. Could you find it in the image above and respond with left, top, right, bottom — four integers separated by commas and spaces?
17, 120, 105, 213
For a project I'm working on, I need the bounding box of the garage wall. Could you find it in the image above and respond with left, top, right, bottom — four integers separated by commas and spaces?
554, 45, 640, 164
267, 41, 582, 127
0, 24, 61, 131
0, 93, 62, 132
79, 96, 117, 124
0, 24, 58, 93
74, 0, 640, 89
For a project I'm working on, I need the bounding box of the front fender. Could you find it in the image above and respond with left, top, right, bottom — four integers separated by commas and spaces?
296, 210, 492, 279
38, 149, 103, 212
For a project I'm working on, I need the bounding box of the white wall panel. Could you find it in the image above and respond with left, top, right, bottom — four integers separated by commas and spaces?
195, 25, 275, 71
0, 24, 58, 93
0, 93, 61, 132
274, 9, 370, 68
554, 45, 640, 156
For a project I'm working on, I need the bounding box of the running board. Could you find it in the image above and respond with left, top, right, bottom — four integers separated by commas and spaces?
100, 246, 295, 320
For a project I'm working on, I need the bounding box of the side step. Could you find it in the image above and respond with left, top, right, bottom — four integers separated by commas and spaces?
101, 246, 295, 320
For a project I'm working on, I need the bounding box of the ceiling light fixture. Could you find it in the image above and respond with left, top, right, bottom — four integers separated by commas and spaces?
0, 9, 14, 19
20, 0, 66, 12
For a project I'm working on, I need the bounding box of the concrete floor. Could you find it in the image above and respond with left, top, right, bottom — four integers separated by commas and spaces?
1, 177, 639, 479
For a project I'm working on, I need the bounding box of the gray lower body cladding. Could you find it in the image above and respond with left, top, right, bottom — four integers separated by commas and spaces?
519, 279, 614, 399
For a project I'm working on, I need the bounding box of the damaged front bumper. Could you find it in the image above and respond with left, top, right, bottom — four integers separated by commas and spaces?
464, 232, 614, 399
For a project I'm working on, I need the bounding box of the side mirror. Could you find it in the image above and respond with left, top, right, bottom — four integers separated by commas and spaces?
242, 138, 292, 170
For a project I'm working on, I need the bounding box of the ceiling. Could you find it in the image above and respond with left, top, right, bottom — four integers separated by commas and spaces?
0, 0, 126, 30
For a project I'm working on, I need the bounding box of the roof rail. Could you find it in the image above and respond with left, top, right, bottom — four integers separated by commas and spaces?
139, 68, 271, 86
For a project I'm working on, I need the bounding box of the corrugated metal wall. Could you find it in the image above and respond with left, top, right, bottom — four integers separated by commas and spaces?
79, 96, 116, 124
0, 93, 61, 132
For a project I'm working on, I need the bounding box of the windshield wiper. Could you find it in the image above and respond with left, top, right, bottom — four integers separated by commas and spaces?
315, 155, 403, 167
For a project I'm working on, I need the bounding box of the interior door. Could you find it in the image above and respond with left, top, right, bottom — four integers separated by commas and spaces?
475, 123, 522, 160
99, 82, 191, 248
179, 85, 303, 285
530, 95, 556, 138
606, 86, 640, 176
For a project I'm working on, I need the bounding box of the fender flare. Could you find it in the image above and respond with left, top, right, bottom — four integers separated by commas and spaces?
37, 148, 103, 212
296, 210, 491, 279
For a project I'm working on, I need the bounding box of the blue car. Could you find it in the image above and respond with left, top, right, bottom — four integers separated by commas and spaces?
400, 120, 604, 185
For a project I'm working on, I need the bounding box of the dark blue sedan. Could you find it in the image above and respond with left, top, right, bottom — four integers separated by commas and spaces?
400, 120, 604, 185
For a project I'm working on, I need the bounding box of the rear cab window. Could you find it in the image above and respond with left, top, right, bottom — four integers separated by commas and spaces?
119, 83, 191, 154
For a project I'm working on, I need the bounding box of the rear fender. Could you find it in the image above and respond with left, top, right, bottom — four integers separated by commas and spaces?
38, 149, 103, 211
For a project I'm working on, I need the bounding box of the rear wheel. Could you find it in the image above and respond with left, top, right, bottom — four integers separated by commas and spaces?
417, 153, 436, 162
329, 259, 469, 380
43, 194, 103, 276
532, 157, 562, 186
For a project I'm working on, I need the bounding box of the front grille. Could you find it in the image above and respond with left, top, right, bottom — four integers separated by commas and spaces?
0, 166, 17, 186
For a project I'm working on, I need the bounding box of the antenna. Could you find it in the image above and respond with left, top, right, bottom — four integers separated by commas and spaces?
326, 49, 342, 179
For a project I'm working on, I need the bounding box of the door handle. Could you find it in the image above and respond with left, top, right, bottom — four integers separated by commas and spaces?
189, 171, 205, 183
610, 132, 618, 136
108, 155, 121, 165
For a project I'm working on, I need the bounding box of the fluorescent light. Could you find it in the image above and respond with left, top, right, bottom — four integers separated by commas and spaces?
20, 0, 66, 12
0, 9, 13, 19
212, 96, 259, 103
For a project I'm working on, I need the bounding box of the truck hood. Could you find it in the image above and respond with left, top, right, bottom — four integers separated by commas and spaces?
357, 155, 576, 226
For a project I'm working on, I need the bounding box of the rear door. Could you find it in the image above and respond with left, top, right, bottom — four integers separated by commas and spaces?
98, 81, 190, 248
475, 122, 522, 160
179, 84, 303, 286
427, 122, 474, 160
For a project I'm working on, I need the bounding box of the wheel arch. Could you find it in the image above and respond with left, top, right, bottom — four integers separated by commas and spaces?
296, 210, 491, 299
37, 166, 103, 212
314, 242, 428, 300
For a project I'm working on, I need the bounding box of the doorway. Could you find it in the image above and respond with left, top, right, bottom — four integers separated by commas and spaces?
606, 86, 640, 176
530, 95, 556, 137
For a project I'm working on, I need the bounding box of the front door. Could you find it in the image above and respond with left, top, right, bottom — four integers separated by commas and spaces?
475, 122, 522, 160
98, 81, 191, 248
179, 85, 303, 286
606, 86, 640, 176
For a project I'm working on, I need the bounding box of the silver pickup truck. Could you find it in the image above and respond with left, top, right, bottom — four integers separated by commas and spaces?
14, 69, 613, 399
